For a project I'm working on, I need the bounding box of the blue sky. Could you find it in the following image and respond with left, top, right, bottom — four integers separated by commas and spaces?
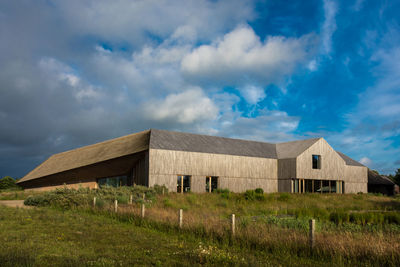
0, 0, 399, 178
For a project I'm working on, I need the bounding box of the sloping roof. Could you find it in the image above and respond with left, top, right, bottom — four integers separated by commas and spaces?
368, 170, 395, 185
18, 130, 150, 184
276, 138, 321, 159
150, 129, 277, 159
336, 151, 365, 167
19, 129, 364, 184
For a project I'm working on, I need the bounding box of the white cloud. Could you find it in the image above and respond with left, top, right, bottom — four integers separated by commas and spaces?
322, 0, 338, 55
57, 0, 255, 45
181, 26, 316, 86
360, 157, 373, 167
144, 87, 218, 124
241, 85, 266, 105
307, 59, 318, 71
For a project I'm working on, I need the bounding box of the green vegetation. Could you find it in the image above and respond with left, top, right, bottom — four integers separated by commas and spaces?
0, 176, 21, 191
388, 168, 400, 185
24, 185, 168, 208
2, 188, 400, 266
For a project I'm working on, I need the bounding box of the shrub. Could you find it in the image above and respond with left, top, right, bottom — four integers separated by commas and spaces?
244, 189, 265, 201
23, 185, 164, 209
0, 176, 21, 190
254, 188, 264, 194
244, 190, 256, 201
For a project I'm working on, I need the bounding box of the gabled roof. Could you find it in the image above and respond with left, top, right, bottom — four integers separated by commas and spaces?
368, 169, 395, 185
18, 129, 364, 184
336, 151, 365, 167
276, 138, 321, 159
18, 130, 150, 184
150, 129, 277, 159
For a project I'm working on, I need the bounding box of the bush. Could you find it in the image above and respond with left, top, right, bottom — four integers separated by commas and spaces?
254, 188, 264, 194
244, 189, 265, 201
0, 176, 21, 190
23, 185, 165, 209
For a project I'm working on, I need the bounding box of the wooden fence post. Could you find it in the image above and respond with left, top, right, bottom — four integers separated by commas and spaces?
142, 193, 145, 201
141, 203, 145, 218
179, 209, 183, 228
162, 187, 165, 195
93, 197, 96, 208
231, 214, 236, 236
129, 195, 133, 204
114, 199, 118, 213
309, 219, 315, 249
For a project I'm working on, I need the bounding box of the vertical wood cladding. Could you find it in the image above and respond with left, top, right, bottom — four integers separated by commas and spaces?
148, 149, 278, 193
296, 139, 346, 180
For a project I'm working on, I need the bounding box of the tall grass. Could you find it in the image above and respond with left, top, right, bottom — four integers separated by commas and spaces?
20, 188, 400, 266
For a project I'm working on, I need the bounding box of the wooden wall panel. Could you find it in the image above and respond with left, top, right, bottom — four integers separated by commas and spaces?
296, 139, 345, 180
344, 165, 367, 193
148, 149, 278, 193
278, 158, 296, 179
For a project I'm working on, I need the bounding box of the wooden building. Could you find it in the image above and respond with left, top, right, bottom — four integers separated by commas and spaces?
367, 170, 396, 196
17, 129, 368, 193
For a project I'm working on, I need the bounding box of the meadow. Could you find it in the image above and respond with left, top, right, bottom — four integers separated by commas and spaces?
1, 187, 400, 266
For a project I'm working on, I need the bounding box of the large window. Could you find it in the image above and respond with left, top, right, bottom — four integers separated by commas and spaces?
292, 179, 344, 193
177, 175, 191, 193
312, 155, 321, 169
205, 176, 218, 192
97, 176, 128, 188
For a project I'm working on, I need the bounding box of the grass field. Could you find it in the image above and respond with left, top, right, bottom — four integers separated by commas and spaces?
1, 188, 400, 266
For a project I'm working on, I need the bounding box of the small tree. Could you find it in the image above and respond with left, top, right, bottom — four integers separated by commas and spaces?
391, 168, 400, 186
0, 176, 19, 190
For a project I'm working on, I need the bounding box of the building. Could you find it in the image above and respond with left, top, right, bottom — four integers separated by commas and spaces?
367, 170, 396, 196
17, 129, 368, 193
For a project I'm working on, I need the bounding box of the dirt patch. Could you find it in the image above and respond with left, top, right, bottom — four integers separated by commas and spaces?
0, 200, 30, 208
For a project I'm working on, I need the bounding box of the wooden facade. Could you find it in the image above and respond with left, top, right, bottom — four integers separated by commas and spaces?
18, 129, 368, 194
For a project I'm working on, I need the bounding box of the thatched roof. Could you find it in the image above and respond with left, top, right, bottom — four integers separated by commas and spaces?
368, 170, 395, 185
18, 130, 150, 183
18, 129, 364, 184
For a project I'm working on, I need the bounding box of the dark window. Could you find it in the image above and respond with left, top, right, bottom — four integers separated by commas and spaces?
206, 176, 218, 192
97, 176, 127, 188
177, 175, 191, 193
312, 155, 321, 169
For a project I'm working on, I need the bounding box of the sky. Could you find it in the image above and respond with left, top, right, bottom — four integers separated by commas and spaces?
1, 0, 400, 179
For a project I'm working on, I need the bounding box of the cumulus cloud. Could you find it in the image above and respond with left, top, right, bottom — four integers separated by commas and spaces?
181, 26, 316, 86
144, 87, 218, 125
240, 85, 266, 105
57, 0, 255, 45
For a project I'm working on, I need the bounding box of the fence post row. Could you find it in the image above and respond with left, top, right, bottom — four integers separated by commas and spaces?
309, 219, 315, 249
93, 197, 96, 208
114, 199, 118, 213
179, 209, 183, 228
231, 214, 236, 236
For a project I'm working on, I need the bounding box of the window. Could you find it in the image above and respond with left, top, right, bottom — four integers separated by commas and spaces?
177, 175, 191, 193
312, 155, 321, 169
205, 176, 218, 192
292, 179, 343, 194
97, 176, 128, 188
